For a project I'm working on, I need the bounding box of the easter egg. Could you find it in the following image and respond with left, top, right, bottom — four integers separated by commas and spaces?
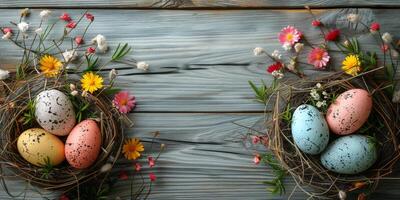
65, 119, 101, 169
17, 128, 65, 166
326, 89, 372, 135
320, 135, 377, 174
35, 89, 76, 136
291, 104, 330, 155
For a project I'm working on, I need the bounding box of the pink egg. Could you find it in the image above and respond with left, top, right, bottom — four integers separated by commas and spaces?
326, 89, 372, 135
65, 119, 101, 169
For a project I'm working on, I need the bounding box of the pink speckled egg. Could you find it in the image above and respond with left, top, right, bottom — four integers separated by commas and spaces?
65, 119, 101, 169
326, 89, 372, 135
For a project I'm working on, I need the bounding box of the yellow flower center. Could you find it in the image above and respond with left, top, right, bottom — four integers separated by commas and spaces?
286, 33, 293, 41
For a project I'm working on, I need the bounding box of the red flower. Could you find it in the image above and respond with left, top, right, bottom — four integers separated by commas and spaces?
66, 22, 77, 29
149, 173, 157, 182
325, 29, 340, 41
59, 194, 70, 200
135, 163, 142, 172
370, 22, 380, 32
251, 136, 260, 144
118, 170, 129, 180
381, 44, 389, 52
311, 20, 322, 27
148, 156, 155, 168
85, 13, 95, 22
87, 47, 96, 54
2, 28, 12, 34
60, 13, 72, 21
253, 154, 261, 165
267, 62, 283, 73
75, 36, 84, 45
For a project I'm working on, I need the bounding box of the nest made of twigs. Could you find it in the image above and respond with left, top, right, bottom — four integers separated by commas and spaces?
0, 75, 126, 192
266, 72, 400, 199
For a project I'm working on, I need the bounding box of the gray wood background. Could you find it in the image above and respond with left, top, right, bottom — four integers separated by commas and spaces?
1, 1, 400, 199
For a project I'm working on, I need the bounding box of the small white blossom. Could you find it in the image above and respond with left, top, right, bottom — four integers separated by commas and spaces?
391, 49, 399, 58
382, 32, 393, 44
316, 100, 327, 108
109, 69, 118, 80
100, 163, 113, 173
91, 34, 108, 53
70, 90, 78, 96
282, 43, 292, 51
347, 14, 360, 23
0, 69, 10, 80
253, 47, 265, 56
316, 83, 322, 88
39, 10, 51, 18
137, 61, 149, 71
35, 28, 43, 35
17, 22, 29, 33
343, 40, 350, 47
294, 43, 304, 53
81, 90, 88, 97
310, 89, 320, 100
338, 190, 347, 200
62, 49, 78, 62
322, 91, 329, 98
271, 50, 281, 59
69, 83, 76, 91
2, 32, 12, 40
271, 71, 284, 79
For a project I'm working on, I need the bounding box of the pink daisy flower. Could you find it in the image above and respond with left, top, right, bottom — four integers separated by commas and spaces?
278, 26, 302, 47
308, 48, 330, 69
113, 91, 136, 113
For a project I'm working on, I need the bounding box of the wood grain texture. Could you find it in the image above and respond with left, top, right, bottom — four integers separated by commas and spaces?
1, 0, 400, 8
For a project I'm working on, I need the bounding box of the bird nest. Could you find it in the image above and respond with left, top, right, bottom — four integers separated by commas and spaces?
0, 75, 126, 192
266, 72, 400, 199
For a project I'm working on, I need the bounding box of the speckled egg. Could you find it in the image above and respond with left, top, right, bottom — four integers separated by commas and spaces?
17, 128, 65, 166
291, 104, 330, 155
35, 89, 76, 136
326, 89, 372, 135
321, 135, 377, 174
65, 119, 101, 169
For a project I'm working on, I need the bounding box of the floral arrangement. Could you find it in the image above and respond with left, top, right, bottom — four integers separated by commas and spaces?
248, 8, 400, 199
0, 8, 161, 199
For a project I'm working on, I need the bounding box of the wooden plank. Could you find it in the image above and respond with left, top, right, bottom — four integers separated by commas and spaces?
1, 0, 400, 8
1, 8, 397, 112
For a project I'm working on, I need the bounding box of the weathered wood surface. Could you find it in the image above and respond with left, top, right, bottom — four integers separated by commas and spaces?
1, 6, 400, 200
1, 0, 400, 8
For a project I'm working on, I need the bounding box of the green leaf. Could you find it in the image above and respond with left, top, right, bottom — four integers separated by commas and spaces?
112, 43, 131, 61
103, 88, 121, 95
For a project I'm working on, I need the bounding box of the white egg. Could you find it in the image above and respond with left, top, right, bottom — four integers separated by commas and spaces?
35, 89, 76, 136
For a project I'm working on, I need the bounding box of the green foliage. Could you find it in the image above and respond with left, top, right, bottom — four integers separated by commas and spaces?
83, 54, 100, 73
39, 157, 54, 179
112, 43, 131, 61
281, 103, 292, 123
22, 99, 36, 126
261, 153, 286, 195
103, 87, 121, 95
69, 96, 97, 123
249, 79, 277, 104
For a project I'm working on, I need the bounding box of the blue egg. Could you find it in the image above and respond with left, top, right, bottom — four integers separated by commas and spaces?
291, 104, 329, 155
320, 135, 377, 174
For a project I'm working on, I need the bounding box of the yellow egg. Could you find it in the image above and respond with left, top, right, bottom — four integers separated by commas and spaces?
17, 128, 65, 166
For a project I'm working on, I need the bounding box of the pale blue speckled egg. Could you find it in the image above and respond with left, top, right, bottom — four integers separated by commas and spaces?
291, 104, 329, 155
321, 135, 377, 174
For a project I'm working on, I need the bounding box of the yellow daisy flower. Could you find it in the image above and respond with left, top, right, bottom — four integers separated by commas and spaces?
39, 55, 63, 77
342, 55, 361, 76
122, 138, 144, 160
80, 72, 104, 93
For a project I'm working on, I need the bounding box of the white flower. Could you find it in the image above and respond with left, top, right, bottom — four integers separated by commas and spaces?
347, 14, 360, 23
137, 61, 149, 71
271, 71, 284, 79
17, 22, 29, 33
343, 40, 350, 47
109, 69, 118, 80
382, 32, 393, 44
391, 49, 399, 58
0, 69, 10, 80
253, 47, 264, 56
338, 190, 347, 200
322, 91, 329, 98
62, 49, 78, 62
39, 10, 51, 18
70, 90, 78, 96
81, 90, 88, 97
2, 32, 12, 40
310, 89, 320, 100
294, 43, 304, 53
35, 28, 43, 35
271, 50, 281, 59
316, 83, 322, 88
316, 100, 327, 108
100, 163, 113, 173
69, 83, 76, 91
282, 42, 292, 51
91, 34, 108, 53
